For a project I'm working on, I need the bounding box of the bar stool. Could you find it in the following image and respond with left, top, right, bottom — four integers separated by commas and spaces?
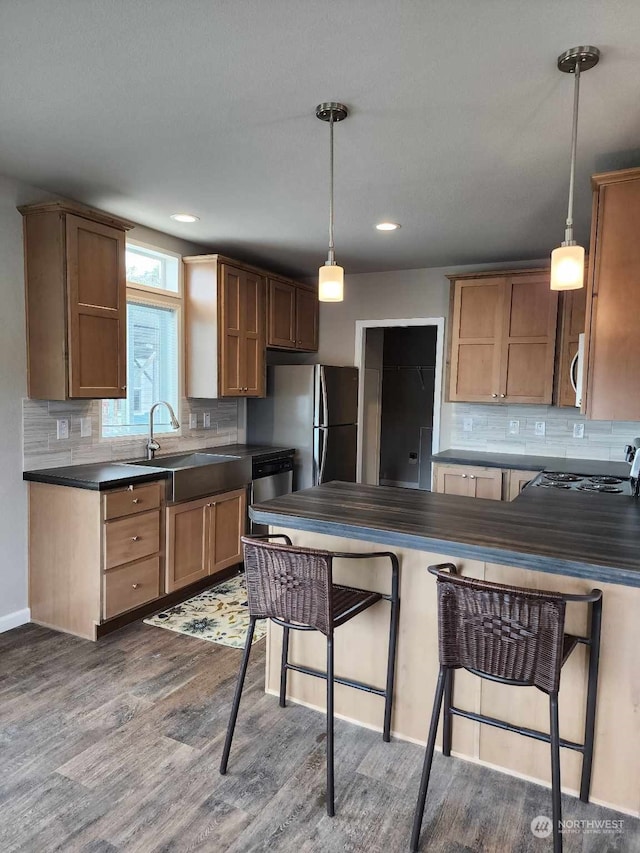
220, 534, 400, 816
410, 564, 602, 853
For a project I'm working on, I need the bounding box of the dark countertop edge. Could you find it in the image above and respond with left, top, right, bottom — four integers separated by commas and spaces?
249, 507, 640, 589
22, 444, 295, 490
23, 468, 170, 491
431, 449, 630, 477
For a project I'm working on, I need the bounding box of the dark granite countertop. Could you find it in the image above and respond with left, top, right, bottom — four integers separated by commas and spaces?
250, 480, 640, 588
23, 444, 295, 491
432, 449, 630, 478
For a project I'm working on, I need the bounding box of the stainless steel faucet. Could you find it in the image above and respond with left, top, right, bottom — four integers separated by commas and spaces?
146, 401, 180, 460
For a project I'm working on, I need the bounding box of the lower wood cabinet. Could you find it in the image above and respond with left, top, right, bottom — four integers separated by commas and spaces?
103, 555, 161, 620
433, 463, 503, 500
166, 487, 246, 593
433, 463, 541, 502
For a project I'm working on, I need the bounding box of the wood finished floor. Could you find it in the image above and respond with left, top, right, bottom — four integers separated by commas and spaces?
1, 621, 638, 853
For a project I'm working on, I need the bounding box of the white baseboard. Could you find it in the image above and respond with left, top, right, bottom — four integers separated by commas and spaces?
0, 608, 30, 634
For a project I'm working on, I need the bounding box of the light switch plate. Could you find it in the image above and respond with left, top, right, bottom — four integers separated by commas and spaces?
79, 417, 92, 438
534, 421, 546, 437
573, 423, 585, 439
508, 419, 520, 435
203, 412, 211, 429
56, 419, 70, 440
463, 417, 473, 433
189, 413, 198, 429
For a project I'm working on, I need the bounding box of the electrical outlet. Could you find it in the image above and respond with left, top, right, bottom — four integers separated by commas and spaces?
573, 423, 585, 439
79, 417, 92, 438
534, 421, 546, 437
508, 419, 520, 435
463, 416, 473, 433
189, 413, 198, 429
56, 419, 69, 440
203, 412, 211, 429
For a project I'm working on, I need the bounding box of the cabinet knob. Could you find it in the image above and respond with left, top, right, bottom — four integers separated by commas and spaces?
132, 498, 140, 504
121, 385, 127, 391
500, 394, 506, 398
131, 535, 140, 541
127, 485, 134, 491
206, 502, 213, 507
492, 393, 498, 398
132, 583, 140, 589
470, 475, 476, 479
461, 474, 467, 478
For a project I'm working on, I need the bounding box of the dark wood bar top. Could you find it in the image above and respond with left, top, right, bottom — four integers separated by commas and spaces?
250, 481, 640, 588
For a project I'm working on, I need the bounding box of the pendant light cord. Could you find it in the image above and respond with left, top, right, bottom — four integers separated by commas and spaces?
327, 109, 335, 265
564, 61, 581, 243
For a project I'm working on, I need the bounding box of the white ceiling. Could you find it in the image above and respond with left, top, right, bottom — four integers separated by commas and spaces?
1, 1, 639, 277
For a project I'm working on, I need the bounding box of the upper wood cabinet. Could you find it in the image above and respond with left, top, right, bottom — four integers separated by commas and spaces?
267, 277, 319, 352
555, 286, 586, 408
19, 201, 134, 400
184, 255, 266, 398
583, 167, 640, 420
448, 270, 558, 404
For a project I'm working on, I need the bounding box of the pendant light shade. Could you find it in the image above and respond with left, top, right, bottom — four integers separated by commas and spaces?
550, 244, 585, 291
316, 102, 348, 303
318, 262, 344, 302
550, 46, 600, 291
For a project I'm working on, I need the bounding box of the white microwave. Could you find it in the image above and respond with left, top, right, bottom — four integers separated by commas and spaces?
570, 332, 585, 408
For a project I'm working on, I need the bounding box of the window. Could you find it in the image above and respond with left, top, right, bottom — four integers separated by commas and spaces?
102, 243, 181, 438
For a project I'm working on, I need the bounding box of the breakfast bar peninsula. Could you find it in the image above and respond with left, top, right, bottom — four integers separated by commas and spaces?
250, 480, 640, 817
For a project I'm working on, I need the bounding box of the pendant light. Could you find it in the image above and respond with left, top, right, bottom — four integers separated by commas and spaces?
550, 46, 600, 291
316, 102, 348, 302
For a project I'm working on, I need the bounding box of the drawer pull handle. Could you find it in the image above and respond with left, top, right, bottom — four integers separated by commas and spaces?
132, 498, 140, 504
131, 536, 141, 542
132, 583, 140, 589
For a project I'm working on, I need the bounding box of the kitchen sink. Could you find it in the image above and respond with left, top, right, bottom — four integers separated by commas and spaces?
127, 452, 251, 503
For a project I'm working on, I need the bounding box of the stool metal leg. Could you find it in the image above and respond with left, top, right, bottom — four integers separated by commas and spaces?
279, 625, 290, 708
442, 668, 453, 757
410, 666, 447, 853
326, 634, 335, 817
220, 616, 257, 775
580, 597, 602, 803
383, 557, 400, 742
549, 692, 563, 853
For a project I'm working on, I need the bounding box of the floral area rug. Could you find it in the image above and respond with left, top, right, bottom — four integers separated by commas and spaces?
143, 574, 266, 648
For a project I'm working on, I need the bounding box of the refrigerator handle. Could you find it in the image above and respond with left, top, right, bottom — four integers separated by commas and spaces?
319, 366, 329, 426
319, 427, 328, 483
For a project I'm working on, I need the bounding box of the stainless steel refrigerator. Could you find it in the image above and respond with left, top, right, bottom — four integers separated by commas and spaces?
247, 365, 358, 490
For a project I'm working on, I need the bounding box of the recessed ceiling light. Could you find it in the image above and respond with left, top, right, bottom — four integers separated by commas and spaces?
375, 222, 401, 231
170, 213, 200, 223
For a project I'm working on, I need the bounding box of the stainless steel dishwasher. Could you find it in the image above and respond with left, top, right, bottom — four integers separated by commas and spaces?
249, 452, 294, 534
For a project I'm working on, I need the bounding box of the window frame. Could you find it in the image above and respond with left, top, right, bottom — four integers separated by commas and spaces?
100, 240, 184, 441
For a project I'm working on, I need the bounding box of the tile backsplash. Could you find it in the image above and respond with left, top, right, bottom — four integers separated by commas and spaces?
23, 397, 239, 470
450, 403, 640, 462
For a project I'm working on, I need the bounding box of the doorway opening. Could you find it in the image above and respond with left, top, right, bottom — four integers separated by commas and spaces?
355, 318, 444, 490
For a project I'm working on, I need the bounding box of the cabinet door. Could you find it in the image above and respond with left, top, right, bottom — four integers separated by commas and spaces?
506, 469, 541, 501
433, 464, 472, 496
242, 271, 266, 397
555, 287, 586, 408
66, 215, 126, 398
267, 278, 296, 348
585, 175, 640, 420
219, 264, 244, 396
449, 278, 504, 401
295, 286, 319, 351
165, 497, 209, 593
500, 273, 558, 404
208, 488, 246, 576
468, 467, 503, 500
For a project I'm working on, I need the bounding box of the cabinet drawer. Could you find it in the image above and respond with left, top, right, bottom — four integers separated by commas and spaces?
105, 482, 161, 520
103, 555, 160, 619
105, 510, 160, 569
